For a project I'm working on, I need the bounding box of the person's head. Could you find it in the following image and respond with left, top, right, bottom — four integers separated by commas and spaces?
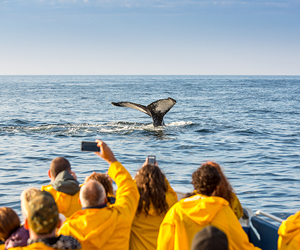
80, 180, 106, 208
48, 157, 71, 181
135, 164, 169, 216
191, 226, 228, 250
20, 187, 43, 220
85, 172, 114, 196
205, 162, 234, 205
192, 163, 221, 196
0, 207, 20, 241
25, 191, 59, 238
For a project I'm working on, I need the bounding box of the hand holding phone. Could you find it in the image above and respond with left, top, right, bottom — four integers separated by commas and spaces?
147, 155, 156, 165
81, 141, 100, 152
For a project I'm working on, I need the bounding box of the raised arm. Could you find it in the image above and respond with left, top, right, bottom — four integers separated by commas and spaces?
95, 140, 139, 220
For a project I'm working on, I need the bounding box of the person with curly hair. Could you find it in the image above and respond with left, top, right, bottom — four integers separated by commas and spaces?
157, 162, 260, 250
186, 162, 243, 219
129, 158, 178, 250
208, 162, 243, 219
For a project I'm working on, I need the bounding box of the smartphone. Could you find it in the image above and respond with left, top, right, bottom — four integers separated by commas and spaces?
81, 141, 100, 152
148, 155, 156, 165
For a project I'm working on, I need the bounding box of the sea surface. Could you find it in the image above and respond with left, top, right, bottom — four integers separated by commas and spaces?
0, 75, 299, 221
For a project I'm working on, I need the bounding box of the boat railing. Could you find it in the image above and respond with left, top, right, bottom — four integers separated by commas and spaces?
255, 210, 283, 223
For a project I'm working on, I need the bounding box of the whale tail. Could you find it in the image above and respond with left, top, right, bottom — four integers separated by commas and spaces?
111, 97, 176, 127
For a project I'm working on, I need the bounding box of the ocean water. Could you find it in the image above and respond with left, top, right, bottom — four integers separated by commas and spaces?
0, 75, 299, 221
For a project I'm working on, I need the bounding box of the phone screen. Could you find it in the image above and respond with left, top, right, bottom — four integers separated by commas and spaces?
148, 155, 156, 165
81, 141, 100, 152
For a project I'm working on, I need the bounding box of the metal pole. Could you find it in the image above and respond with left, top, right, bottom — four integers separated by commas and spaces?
255, 210, 283, 223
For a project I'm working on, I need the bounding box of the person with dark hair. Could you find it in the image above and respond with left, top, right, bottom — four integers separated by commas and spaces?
191, 225, 228, 250
129, 158, 177, 250
58, 140, 139, 250
0, 207, 21, 250
207, 162, 243, 218
157, 162, 260, 250
41, 157, 82, 218
187, 161, 243, 219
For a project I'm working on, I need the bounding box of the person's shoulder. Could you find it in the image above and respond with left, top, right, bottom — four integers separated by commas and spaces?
279, 210, 300, 234
9, 242, 54, 250
41, 184, 52, 191
5, 225, 29, 249
64, 208, 107, 222
179, 194, 207, 205
287, 210, 300, 222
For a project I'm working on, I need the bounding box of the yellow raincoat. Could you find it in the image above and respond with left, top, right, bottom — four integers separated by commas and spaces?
230, 192, 243, 219
41, 184, 81, 218
9, 242, 59, 250
157, 194, 260, 250
278, 210, 300, 249
58, 161, 140, 250
193, 190, 243, 219
0, 244, 4, 250
129, 179, 178, 250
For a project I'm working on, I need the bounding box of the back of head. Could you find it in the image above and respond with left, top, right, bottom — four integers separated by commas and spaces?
20, 187, 43, 219
85, 173, 114, 196
191, 226, 228, 250
27, 191, 59, 235
0, 207, 20, 241
135, 164, 168, 216
206, 162, 233, 205
192, 163, 221, 196
80, 180, 106, 208
50, 157, 71, 179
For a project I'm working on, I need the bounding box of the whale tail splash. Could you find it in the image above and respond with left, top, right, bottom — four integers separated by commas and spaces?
111, 97, 176, 127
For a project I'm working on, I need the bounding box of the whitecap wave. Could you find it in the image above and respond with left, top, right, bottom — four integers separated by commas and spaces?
0, 120, 195, 136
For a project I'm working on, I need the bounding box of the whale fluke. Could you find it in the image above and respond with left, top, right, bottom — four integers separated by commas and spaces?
111, 97, 176, 127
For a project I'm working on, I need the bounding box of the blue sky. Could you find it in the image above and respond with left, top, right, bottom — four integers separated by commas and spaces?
0, 0, 299, 75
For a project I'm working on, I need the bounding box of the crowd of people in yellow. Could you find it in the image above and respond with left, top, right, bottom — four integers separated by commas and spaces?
0, 140, 299, 250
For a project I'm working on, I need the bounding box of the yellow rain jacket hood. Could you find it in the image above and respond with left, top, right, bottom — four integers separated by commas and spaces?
58, 208, 118, 249
58, 161, 139, 250
129, 179, 178, 250
157, 194, 260, 250
41, 171, 81, 218
192, 190, 243, 219
278, 210, 300, 249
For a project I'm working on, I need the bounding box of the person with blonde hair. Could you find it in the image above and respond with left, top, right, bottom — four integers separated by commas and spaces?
21, 188, 43, 220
